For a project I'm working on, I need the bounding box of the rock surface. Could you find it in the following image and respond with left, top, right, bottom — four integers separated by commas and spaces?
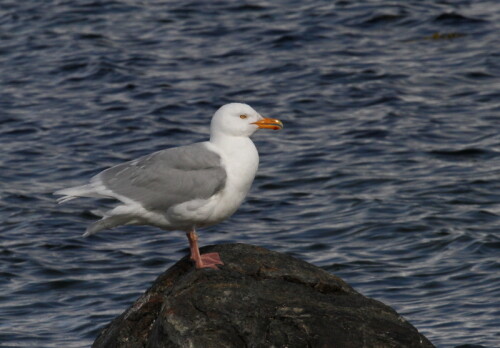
92, 243, 434, 348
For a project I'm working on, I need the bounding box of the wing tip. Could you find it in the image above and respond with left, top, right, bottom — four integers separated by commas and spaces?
55, 195, 77, 204
83, 223, 100, 237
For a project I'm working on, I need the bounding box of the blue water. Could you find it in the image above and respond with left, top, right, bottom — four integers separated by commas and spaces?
1, 1, 499, 347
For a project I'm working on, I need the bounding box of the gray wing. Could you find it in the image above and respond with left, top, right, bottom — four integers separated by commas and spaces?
96, 143, 227, 211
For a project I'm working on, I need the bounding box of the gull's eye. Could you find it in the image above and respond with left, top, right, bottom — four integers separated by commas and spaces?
240, 114, 247, 119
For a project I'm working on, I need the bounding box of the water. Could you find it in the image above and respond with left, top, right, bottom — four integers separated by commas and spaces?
1, 1, 499, 347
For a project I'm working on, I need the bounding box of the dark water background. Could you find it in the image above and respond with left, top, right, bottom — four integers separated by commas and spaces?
1, 1, 500, 347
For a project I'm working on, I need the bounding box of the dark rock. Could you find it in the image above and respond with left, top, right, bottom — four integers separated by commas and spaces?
92, 244, 434, 348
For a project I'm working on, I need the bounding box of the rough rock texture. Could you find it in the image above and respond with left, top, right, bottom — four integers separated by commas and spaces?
93, 243, 434, 348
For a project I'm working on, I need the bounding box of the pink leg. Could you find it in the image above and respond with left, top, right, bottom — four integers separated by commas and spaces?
186, 229, 223, 270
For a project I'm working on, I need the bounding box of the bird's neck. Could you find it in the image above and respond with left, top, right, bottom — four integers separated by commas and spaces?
208, 133, 259, 173
210, 133, 255, 153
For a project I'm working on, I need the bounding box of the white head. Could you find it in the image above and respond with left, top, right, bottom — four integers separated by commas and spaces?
210, 103, 283, 139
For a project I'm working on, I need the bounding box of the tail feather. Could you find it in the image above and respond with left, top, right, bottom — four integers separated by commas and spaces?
55, 181, 143, 237
54, 184, 110, 204
83, 215, 135, 237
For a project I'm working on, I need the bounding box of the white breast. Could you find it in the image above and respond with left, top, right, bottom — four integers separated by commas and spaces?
204, 138, 259, 223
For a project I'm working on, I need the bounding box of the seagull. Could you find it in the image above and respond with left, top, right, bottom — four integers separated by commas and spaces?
55, 103, 283, 269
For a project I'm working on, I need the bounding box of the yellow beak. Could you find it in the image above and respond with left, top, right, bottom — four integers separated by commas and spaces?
252, 118, 284, 130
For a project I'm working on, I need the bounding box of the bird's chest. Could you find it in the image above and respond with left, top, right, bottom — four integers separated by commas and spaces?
225, 157, 257, 198
205, 143, 259, 219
